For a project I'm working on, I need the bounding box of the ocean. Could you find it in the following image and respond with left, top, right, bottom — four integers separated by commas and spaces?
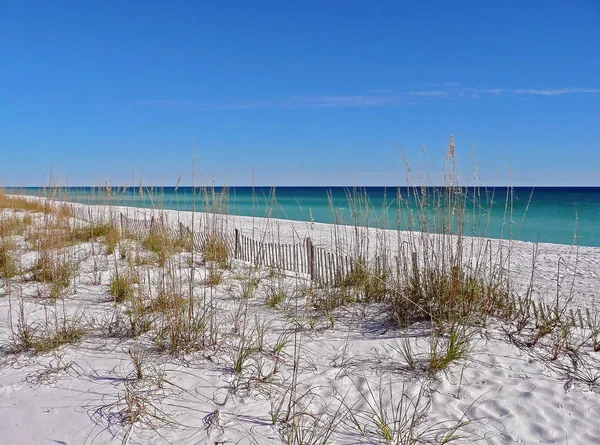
9, 186, 600, 247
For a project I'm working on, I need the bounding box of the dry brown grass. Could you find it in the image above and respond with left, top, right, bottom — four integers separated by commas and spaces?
32, 252, 76, 299
202, 232, 230, 267
110, 273, 137, 303
0, 215, 33, 237
140, 229, 190, 266
27, 220, 118, 253
0, 238, 19, 279
0, 190, 54, 214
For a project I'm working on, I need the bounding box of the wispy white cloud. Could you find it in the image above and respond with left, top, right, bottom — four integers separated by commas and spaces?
137, 95, 405, 110
301, 95, 403, 108
512, 87, 600, 96
367, 89, 395, 94
414, 81, 462, 88
137, 85, 599, 110
407, 90, 450, 97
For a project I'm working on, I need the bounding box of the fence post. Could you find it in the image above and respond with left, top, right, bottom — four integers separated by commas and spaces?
306, 237, 315, 281
234, 229, 240, 260
411, 252, 420, 289
120, 213, 125, 233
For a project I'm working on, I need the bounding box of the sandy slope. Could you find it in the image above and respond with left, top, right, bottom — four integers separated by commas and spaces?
0, 203, 599, 445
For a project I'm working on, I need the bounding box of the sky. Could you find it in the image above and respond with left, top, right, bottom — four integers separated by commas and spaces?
1, 0, 599, 186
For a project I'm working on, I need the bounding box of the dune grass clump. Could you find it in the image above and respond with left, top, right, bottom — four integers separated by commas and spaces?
205, 266, 224, 287
110, 273, 136, 303
140, 228, 190, 265
70, 222, 117, 243
104, 224, 120, 254
0, 239, 19, 279
149, 290, 189, 314
69, 221, 121, 254
340, 260, 389, 302
392, 261, 511, 327
202, 232, 230, 267
0, 215, 33, 237
265, 285, 286, 308
153, 302, 219, 354
366, 139, 514, 329
0, 189, 54, 214
56, 203, 73, 221
427, 323, 471, 375
16, 325, 85, 353
27, 218, 118, 254
32, 252, 75, 298
11, 303, 86, 354
32, 324, 86, 353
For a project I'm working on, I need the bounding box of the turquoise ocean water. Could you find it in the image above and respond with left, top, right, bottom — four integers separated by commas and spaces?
10, 186, 600, 247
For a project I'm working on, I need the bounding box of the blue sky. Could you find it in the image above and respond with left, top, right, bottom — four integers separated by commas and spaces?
1, 0, 598, 186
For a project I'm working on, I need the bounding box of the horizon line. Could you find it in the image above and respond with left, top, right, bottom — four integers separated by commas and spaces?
5, 184, 600, 189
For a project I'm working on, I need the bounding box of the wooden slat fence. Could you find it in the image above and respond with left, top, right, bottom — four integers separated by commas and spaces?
236, 230, 309, 275
70, 209, 598, 331
193, 231, 235, 257
120, 214, 154, 238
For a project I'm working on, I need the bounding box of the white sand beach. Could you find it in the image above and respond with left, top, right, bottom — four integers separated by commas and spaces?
1, 201, 599, 445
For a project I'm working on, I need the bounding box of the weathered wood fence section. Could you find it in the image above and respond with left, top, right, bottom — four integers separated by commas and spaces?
120, 214, 154, 238
70, 207, 597, 331
116, 211, 356, 284
193, 230, 236, 256
235, 230, 310, 275
311, 245, 352, 285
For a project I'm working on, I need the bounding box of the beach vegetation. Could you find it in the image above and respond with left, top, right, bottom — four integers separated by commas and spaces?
0, 214, 33, 237
0, 238, 19, 279
32, 252, 76, 299
0, 189, 54, 214
265, 284, 286, 308
202, 231, 230, 267
1, 146, 599, 444
110, 273, 136, 303
10, 301, 85, 353
205, 266, 224, 287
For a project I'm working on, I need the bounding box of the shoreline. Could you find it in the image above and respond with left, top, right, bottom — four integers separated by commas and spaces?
9, 187, 599, 247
